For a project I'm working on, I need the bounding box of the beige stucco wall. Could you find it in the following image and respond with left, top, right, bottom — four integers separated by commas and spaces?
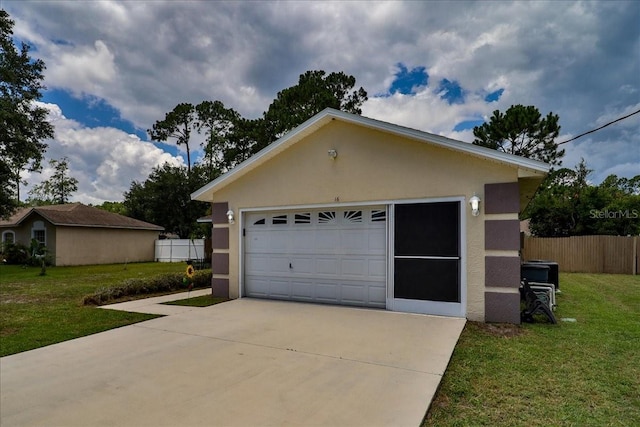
54, 227, 160, 266
211, 121, 519, 321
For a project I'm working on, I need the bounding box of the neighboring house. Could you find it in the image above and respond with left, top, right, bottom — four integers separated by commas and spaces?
0, 203, 164, 266
191, 108, 550, 323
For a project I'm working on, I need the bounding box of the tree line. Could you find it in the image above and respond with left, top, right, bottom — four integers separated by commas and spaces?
124, 70, 368, 237
147, 70, 367, 179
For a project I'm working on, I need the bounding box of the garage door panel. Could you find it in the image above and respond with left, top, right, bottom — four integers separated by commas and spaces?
245, 255, 269, 273
341, 284, 366, 305
369, 286, 387, 306
315, 282, 339, 302
315, 230, 341, 251
245, 207, 387, 308
341, 258, 367, 276
316, 258, 339, 275
368, 259, 386, 277
290, 257, 314, 274
269, 279, 291, 298
268, 256, 291, 274
341, 231, 368, 251
289, 230, 315, 252
270, 233, 290, 252
291, 281, 314, 300
245, 276, 269, 297
369, 232, 386, 251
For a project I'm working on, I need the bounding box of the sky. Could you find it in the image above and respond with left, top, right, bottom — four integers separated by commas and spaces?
3, 0, 639, 205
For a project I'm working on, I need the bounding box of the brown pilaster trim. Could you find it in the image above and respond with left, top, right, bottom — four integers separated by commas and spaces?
212, 202, 229, 225
485, 292, 521, 324
212, 278, 229, 298
485, 256, 521, 288
485, 182, 520, 214
485, 220, 520, 250
212, 253, 229, 275
212, 227, 229, 249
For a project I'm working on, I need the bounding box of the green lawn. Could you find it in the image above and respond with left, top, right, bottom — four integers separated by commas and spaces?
0, 262, 190, 357
424, 273, 640, 426
162, 294, 228, 307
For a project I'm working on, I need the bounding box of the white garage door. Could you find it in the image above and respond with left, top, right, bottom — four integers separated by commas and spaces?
244, 207, 387, 308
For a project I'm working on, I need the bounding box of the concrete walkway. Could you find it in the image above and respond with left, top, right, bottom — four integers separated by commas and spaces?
1, 296, 465, 427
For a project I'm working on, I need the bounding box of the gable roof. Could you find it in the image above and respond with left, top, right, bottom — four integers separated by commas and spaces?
0, 203, 164, 231
191, 108, 550, 202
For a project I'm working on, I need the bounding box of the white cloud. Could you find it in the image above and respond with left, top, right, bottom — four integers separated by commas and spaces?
46, 40, 117, 96
5, 0, 639, 187
22, 103, 184, 204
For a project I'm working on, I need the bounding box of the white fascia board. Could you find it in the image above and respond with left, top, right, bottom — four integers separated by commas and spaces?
191, 108, 551, 201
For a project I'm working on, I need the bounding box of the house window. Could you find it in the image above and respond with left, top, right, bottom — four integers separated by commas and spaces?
2, 231, 15, 247
32, 221, 46, 246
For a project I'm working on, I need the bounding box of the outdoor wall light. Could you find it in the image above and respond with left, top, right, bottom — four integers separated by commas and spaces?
226, 209, 235, 224
469, 194, 481, 217
327, 149, 338, 159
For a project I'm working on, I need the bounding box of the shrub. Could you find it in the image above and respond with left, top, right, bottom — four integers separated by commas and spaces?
2, 242, 30, 265
82, 269, 212, 305
1, 242, 53, 266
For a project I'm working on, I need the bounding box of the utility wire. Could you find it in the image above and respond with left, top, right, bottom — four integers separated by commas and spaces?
557, 108, 640, 145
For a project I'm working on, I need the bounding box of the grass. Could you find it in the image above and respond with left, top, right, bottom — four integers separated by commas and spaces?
424, 273, 640, 427
162, 294, 228, 307
0, 262, 196, 357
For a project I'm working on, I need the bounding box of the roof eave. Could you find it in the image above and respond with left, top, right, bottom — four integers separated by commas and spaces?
52, 223, 164, 231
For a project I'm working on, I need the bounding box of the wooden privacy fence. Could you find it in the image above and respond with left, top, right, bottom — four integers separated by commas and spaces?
523, 235, 639, 275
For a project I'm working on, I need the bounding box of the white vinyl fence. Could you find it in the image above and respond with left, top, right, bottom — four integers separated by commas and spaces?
155, 239, 205, 262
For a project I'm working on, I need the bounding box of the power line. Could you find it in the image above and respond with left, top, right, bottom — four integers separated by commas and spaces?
557, 108, 640, 145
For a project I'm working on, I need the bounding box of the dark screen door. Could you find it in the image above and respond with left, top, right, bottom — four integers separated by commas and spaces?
394, 202, 460, 302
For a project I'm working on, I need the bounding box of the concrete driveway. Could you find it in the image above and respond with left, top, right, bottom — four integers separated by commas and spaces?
1, 296, 465, 427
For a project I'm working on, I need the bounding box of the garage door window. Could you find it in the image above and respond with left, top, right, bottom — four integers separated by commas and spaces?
371, 210, 386, 222
318, 211, 337, 224
344, 210, 363, 223
294, 213, 311, 224
273, 214, 288, 225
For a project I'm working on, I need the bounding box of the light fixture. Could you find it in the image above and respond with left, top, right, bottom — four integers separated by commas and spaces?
469, 194, 481, 217
327, 149, 337, 159
226, 209, 235, 224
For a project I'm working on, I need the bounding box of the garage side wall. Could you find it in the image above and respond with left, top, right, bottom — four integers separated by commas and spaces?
55, 227, 159, 266
212, 121, 519, 321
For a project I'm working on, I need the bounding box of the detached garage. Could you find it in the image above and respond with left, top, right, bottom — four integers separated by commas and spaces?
192, 109, 549, 323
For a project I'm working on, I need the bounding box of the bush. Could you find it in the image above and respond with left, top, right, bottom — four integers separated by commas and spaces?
82, 269, 212, 305
1, 242, 53, 267
2, 242, 30, 265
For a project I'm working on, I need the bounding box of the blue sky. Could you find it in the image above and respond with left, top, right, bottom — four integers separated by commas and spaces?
4, 1, 639, 204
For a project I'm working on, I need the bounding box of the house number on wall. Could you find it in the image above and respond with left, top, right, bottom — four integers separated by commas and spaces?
335, 196, 340, 202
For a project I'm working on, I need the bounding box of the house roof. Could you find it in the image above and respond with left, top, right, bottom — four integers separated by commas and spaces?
191, 108, 551, 202
0, 203, 164, 231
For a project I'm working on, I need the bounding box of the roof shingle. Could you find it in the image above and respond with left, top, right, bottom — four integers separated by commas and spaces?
0, 203, 164, 231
